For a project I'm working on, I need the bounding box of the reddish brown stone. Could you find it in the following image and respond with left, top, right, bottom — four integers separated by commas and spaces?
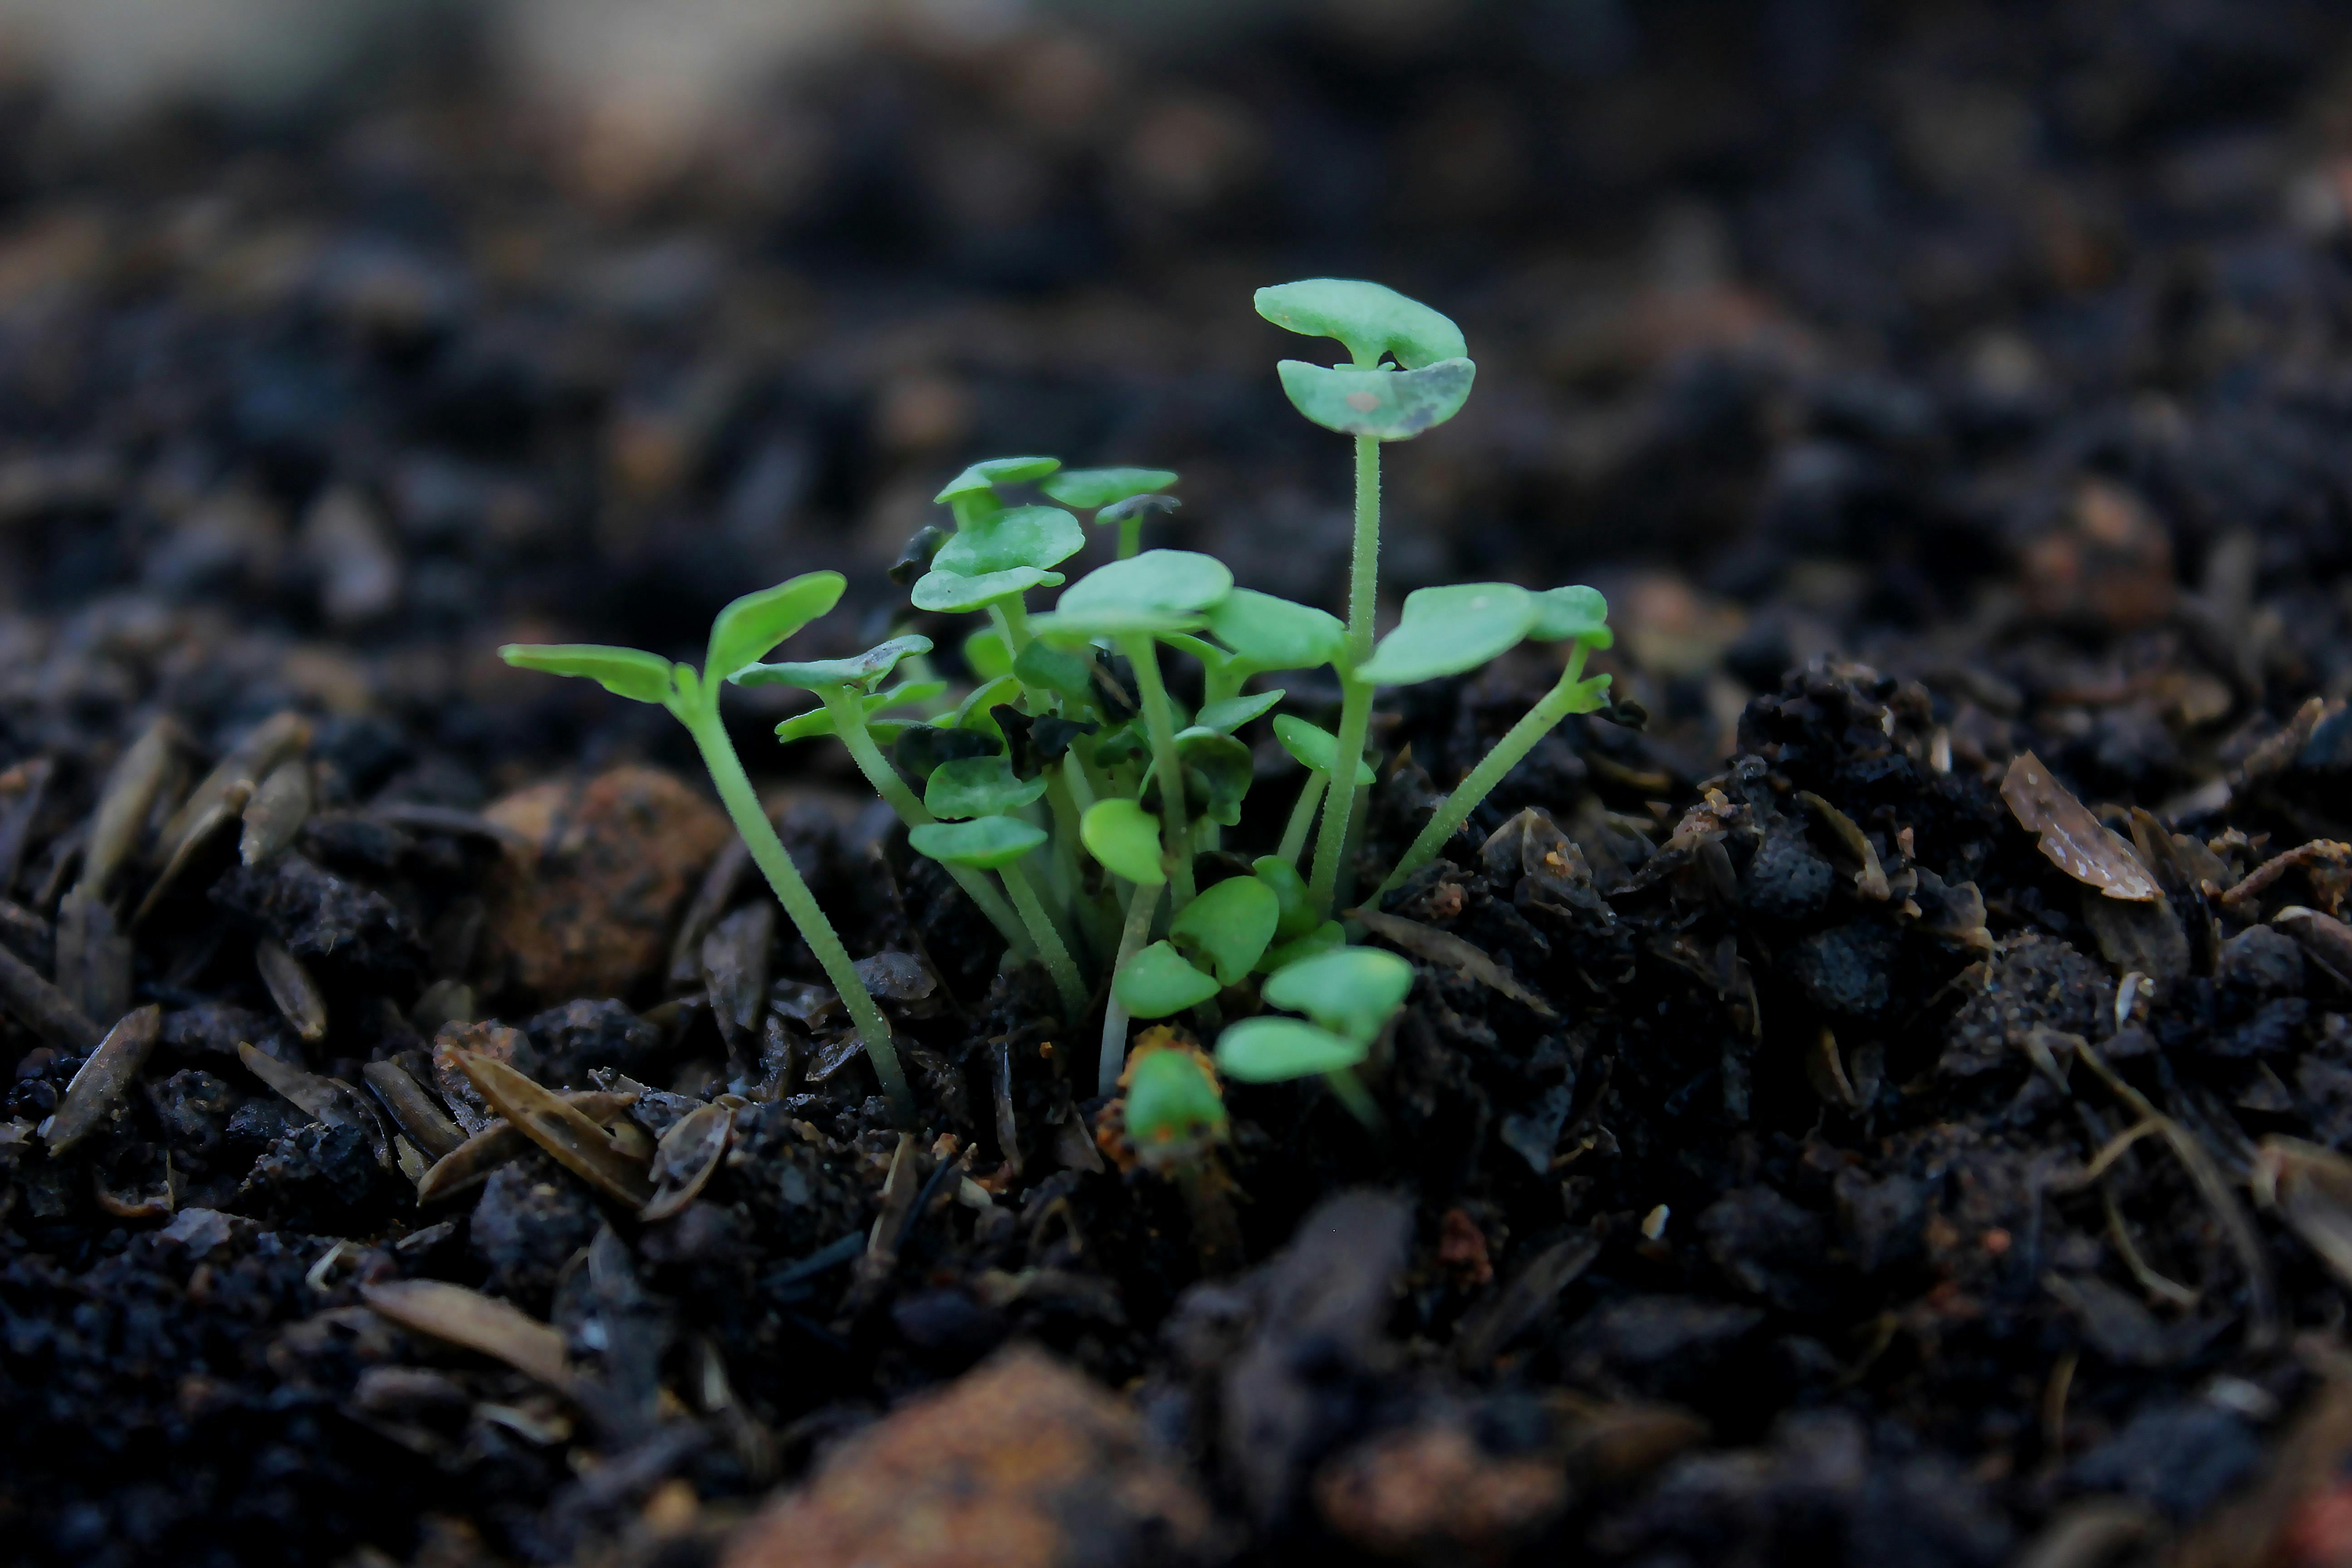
1315, 1423, 1566, 1563
481, 766, 729, 1002
722, 1348, 1217, 1568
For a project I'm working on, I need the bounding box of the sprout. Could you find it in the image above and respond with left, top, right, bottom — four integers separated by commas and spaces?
924, 755, 1049, 819
1354, 583, 1537, 686
1270, 714, 1375, 870
1215, 945, 1414, 1130
1171, 873, 1279, 985
1113, 941, 1221, 1019
936, 456, 1061, 527
1040, 467, 1179, 559
1122, 1042, 1228, 1159
909, 815, 1086, 1023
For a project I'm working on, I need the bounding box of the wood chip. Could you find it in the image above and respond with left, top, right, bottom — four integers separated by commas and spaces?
1349, 907, 1556, 1016
456, 1051, 654, 1207
2274, 906, 2352, 988
40, 1003, 159, 1155
240, 760, 313, 865
0, 937, 100, 1051
641, 1102, 732, 1222
415, 1088, 638, 1204
2000, 751, 2158, 902
256, 937, 328, 1044
359, 1279, 574, 1392
1794, 791, 1889, 901
363, 1060, 465, 1161
701, 902, 774, 1060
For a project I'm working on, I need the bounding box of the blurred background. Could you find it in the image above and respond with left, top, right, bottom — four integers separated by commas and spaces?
1, 0, 2350, 794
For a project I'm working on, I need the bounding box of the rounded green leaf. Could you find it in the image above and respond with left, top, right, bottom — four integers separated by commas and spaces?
1012, 640, 1097, 707
908, 816, 1046, 870
1091, 722, 1148, 769
734, 634, 934, 693
1271, 715, 1375, 786
933, 505, 1085, 576
1124, 1048, 1227, 1148
1215, 1016, 1367, 1083
1194, 691, 1284, 734
911, 566, 1064, 614
1254, 279, 1467, 368
1276, 359, 1475, 441
1082, 798, 1165, 885
1264, 946, 1414, 1042
500, 644, 675, 706
1113, 941, 1221, 1018
1204, 589, 1347, 674
1252, 856, 1317, 943
924, 755, 1048, 819
707, 572, 846, 681
1262, 920, 1344, 973
1041, 550, 1233, 641
1354, 583, 1536, 687
1040, 467, 1177, 510
963, 626, 1014, 682
1171, 730, 1253, 827
1169, 874, 1279, 985
894, 724, 999, 781
936, 456, 1060, 504
1530, 585, 1611, 645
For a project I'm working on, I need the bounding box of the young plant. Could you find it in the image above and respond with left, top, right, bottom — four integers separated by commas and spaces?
1215, 945, 1414, 1130
1039, 467, 1178, 559
501, 575, 916, 1125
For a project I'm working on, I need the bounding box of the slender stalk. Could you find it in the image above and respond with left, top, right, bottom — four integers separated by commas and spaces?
998, 596, 1035, 656
1323, 1066, 1385, 1133
1117, 514, 1142, 559
680, 692, 913, 1125
1098, 880, 1162, 1097
998, 859, 1088, 1021
1346, 433, 1380, 663
1043, 764, 1086, 921
1374, 643, 1598, 901
1201, 658, 1243, 708
1277, 770, 1326, 868
1308, 676, 1371, 916
1119, 632, 1196, 910
819, 689, 1033, 957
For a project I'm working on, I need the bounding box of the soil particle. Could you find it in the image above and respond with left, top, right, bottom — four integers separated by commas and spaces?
525, 999, 665, 1089
470, 1155, 603, 1313
1937, 935, 2115, 1080
211, 851, 426, 977
1314, 1420, 1568, 1563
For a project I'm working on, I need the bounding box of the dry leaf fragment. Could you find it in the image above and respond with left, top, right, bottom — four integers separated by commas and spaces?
1349, 908, 1555, 1016
456, 1051, 654, 1207
2001, 752, 2158, 902
83, 715, 182, 898
0, 939, 100, 1051
2274, 906, 2352, 988
641, 1102, 732, 1222
359, 1279, 574, 1392
236, 1041, 394, 1168
156, 710, 308, 862
135, 777, 252, 924
1794, 792, 1889, 901
240, 760, 313, 865
2253, 1137, 2352, 1292
41, 1003, 160, 1156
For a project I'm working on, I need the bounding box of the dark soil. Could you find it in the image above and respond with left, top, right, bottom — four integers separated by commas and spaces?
10, 2, 2352, 1564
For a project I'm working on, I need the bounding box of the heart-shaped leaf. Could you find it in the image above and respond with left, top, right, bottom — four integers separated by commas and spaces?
1113, 942, 1222, 1019
1040, 467, 1177, 510
734, 634, 934, 693
1215, 1016, 1367, 1082
936, 456, 1060, 504
1123, 1047, 1227, 1148
1254, 279, 1467, 368
706, 572, 847, 682
1275, 359, 1476, 441
1194, 690, 1284, 734
1030, 550, 1233, 642
1354, 582, 1536, 686
933, 505, 1085, 576
1271, 715, 1375, 786
1264, 946, 1414, 1042
501, 644, 676, 706
911, 566, 1063, 614
1204, 589, 1347, 674
908, 816, 1046, 870
1530, 585, 1612, 645
1012, 639, 1097, 707
1252, 856, 1317, 943
963, 626, 1014, 682
894, 725, 1000, 781
1170, 874, 1279, 985
1262, 920, 1344, 972
925, 755, 1048, 819
1082, 798, 1165, 885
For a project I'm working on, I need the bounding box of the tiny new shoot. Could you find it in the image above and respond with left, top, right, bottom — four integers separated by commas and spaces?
1040, 467, 1178, 560
1215, 945, 1414, 1131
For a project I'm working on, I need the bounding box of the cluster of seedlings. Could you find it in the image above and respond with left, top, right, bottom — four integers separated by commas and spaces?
504, 280, 1615, 1156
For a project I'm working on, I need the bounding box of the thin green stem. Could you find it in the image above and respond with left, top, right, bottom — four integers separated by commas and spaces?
1373, 644, 1600, 901
999, 596, 1034, 656
1308, 675, 1371, 918
1120, 632, 1196, 910
999, 859, 1088, 1022
1278, 770, 1326, 868
1347, 434, 1380, 663
1098, 880, 1162, 1097
1117, 514, 1142, 559
1323, 1066, 1385, 1133
681, 692, 912, 1125
820, 689, 1033, 958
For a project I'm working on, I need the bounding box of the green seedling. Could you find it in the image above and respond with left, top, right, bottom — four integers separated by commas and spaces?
502, 573, 916, 1125
1113, 941, 1221, 1019
1040, 467, 1178, 559
1270, 714, 1376, 870
1085, 795, 1169, 1094
914, 775, 1085, 1021
1216, 945, 1413, 1129
1122, 1042, 1229, 1160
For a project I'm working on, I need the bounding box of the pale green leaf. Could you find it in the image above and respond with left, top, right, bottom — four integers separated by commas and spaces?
1529, 585, 1611, 645
1264, 946, 1414, 1041
1254, 279, 1467, 367
1193, 691, 1283, 734
1354, 582, 1536, 686
907, 816, 1046, 870
933, 505, 1085, 576
924, 755, 1048, 819
1271, 715, 1375, 786
911, 566, 1063, 614
936, 456, 1059, 503
963, 626, 1014, 682
1261, 920, 1345, 972
500, 643, 675, 706
733, 634, 933, 693
1251, 856, 1316, 944
1169, 874, 1279, 985
706, 572, 846, 681
1204, 588, 1347, 673
1082, 798, 1165, 885
1113, 941, 1221, 1019
1039, 467, 1176, 510
1276, 359, 1475, 441
1123, 1048, 1227, 1147
1215, 1016, 1367, 1082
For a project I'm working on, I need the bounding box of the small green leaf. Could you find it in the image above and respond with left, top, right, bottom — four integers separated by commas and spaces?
946, 673, 1023, 737
874, 678, 948, 710
911, 565, 1063, 614
933, 505, 1085, 576
1262, 920, 1344, 972
1562, 673, 1613, 713
924, 755, 1048, 819
501, 644, 676, 705
908, 816, 1046, 871
776, 707, 839, 744
1254, 279, 1467, 368
1171, 730, 1253, 827
1205, 589, 1347, 674
1215, 1016, 1367, 1082
773, 683, 937, 745
1113, 941, 1221, 1018
1092, 721, 1148, 769
1124, 1048, 1227, 1147
936, 456, 1060, 504
1169, 875, 1279, 985
1040, 467, 1177, 510
1030, 550, 1233, 642
1354, 582, 1536, 686
1194, 691, 1284, 734
1082, 798, 1165, 885
1275, 359, 1476, 441
964, 627, 1014, 682
1271, 715, 1375, 786
1252, 856, 1317, 943
894, 725, 999, 782
733, 634, 935, 693
1012, 640, 1097, 707
707, 572, 847, 682
1264, 946, 1415, 1042
1530, 585, 1612, 645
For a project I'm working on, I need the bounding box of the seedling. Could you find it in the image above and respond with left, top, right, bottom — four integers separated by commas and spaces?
1040, 467, 1178, 559
1114, 1032, 1240, 1268
1216, 945, 1413, 1129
